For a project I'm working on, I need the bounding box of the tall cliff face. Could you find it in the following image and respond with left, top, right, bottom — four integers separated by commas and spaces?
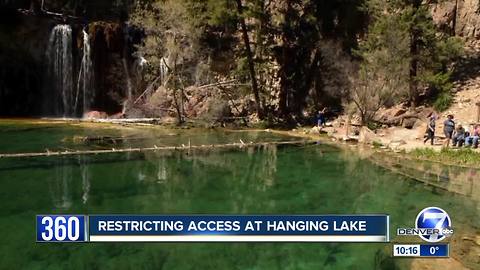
0, 8, 50, 116
432, 0, 480, 40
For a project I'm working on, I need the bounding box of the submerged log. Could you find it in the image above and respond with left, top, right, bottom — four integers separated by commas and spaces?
71, 135, 126, 145
0, 140, 314, 159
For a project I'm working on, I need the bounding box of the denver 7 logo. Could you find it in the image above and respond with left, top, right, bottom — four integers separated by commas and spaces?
415, 207, 452, 243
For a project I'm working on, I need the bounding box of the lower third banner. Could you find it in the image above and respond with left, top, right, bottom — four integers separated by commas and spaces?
37, 215, 389, 242
86, 215, 389, 242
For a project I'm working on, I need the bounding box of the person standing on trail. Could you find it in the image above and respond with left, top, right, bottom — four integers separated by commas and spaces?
443, 115, 455, 148
317, 108, 327, 128
424, 115, 436, 145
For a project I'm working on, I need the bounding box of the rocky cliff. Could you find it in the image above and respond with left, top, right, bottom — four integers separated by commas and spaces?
432, 0, 480, 40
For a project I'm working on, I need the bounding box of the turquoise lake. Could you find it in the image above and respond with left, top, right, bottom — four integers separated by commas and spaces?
0, 120, 478, 269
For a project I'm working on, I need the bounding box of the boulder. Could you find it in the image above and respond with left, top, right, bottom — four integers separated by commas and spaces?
331, 119, 341, 128
343, 136, 359, 142
376, 106, 407, 123
83, 111, 108, 119
412, 119, 425, 129
402, 118, 418, 129
327, 129, 337, 137
390, 139, 407, 145
418, 107, 435, 119
309, 126, 321, 134
351, 126, 361, 136
109, 112, 125, 119
388, 140, 407, 150
359, 127, 380, 145
417, 123, 429, 139
308, 126, 330, 135
393, 108, 407, 117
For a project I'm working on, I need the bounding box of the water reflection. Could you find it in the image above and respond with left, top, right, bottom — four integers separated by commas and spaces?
50, 157, 73, 209
338, 147, 480, 269
261, 145, 277, 188
367, 152, 480, 207
157, 157, 168, 182
79, 155, 90, 204
4, 142, 478, 269
48, 155, 91, 209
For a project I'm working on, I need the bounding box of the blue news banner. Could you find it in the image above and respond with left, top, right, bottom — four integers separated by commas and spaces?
37, 215, 389, 242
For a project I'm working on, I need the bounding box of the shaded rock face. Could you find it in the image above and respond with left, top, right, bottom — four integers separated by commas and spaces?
431, 0, 480, 39
0, 0, 132, 21
89, 21, 126, 115
0, 11, 50, 116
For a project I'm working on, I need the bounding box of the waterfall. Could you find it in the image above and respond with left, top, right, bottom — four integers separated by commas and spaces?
122, 58, 133, 101
122, 57, 133, 115
46, 25, 74, 117
159, 56, 169, 86
122, 26, 133, 113
76, 28, 94, 116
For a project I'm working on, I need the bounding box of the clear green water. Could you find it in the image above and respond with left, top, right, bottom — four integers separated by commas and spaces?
0, 121, 478, 270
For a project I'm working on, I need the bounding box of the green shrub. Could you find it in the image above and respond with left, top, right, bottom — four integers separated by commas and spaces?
412, 147, 480, 166
372, 141, 383, 148
367, 121, 381, 131
433, 92, 453, 112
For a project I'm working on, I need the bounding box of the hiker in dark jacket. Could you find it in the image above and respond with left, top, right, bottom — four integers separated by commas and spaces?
424, 115, 436, 145
443, 115, 455, 148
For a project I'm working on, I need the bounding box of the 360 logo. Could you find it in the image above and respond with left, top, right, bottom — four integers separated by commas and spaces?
415, 207, 452, 243
37, 215, 87, 242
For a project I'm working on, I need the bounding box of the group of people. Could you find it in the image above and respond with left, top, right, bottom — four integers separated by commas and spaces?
424, 114, 480, 148
315, 107, 479, 149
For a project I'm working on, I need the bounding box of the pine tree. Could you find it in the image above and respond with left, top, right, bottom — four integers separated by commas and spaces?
352, 0, 410, 124
358, 0, 463, 113
399, 0, 462, 106
234, 0, 263, 118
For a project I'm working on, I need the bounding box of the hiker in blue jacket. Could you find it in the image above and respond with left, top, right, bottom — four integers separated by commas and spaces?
443, 115, 455, 148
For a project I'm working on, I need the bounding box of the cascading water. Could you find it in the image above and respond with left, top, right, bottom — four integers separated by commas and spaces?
159, 56, 169, 86
46, 25, 74, 117
122, 58, 133, 101
76, 28, 94, 116
121, 57, 133, 115
122, 26, 133, 114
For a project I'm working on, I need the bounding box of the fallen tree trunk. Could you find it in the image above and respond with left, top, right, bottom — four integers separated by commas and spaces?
197, 80, 238, 89
377, 113, 421, 126
133, 76, 162, 105
0, 140, 313, 159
